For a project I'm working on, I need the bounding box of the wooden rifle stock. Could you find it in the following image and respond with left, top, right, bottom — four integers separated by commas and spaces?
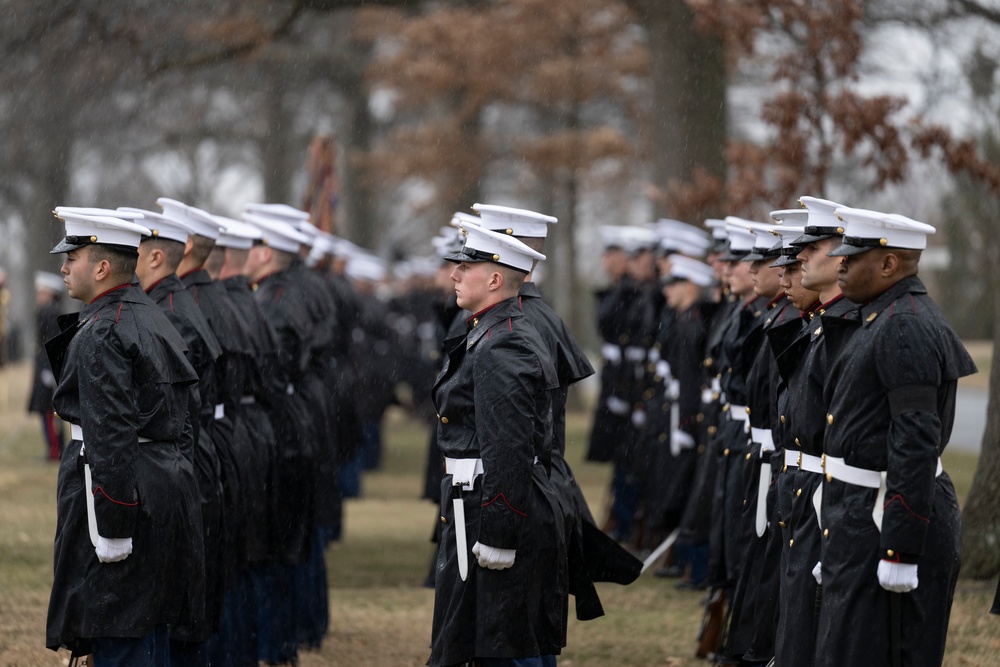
696, 586, 727, 659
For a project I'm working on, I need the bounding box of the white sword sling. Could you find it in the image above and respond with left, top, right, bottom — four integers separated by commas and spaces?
445, 457, 484, 582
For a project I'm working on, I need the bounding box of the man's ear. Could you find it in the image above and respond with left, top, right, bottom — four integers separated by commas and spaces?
880, 251, 900, 278
92, 257, 112, 282
148, 248, 164, 270
184, 237, 195, 257
488, 268, 504, 292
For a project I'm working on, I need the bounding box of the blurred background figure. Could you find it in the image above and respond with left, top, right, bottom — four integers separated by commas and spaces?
28, 271, 66, 460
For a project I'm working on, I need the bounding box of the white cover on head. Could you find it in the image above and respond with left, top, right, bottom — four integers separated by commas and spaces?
448, 222, 546, 272
35, 271, 65, 293
156, 198, 221, 240
52, 211, 151, 252
667, 255, 715, 286
833, 207, 936, 252
215, 216, 262, 250
119, 207, 189, 244
472, 203, 557, 238
242, 212, 310, 254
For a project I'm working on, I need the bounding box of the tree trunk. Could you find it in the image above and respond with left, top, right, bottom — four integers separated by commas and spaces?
959, 278, 1000, 579
261, 63, 296, 205
338, 68, 379, 248
630, 0, 728, 219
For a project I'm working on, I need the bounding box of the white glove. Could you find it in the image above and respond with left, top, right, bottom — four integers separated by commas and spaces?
812, 561, 822, 586
667, 379, 681, 401
877, 560, 918, 593
472, 541, 516, 570
631, 409, 647, 428
96, 535, 133, 563
672, 430, 696, 450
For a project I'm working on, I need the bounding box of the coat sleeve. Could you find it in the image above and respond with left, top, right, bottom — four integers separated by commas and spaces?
876, 314, 943, 561
473, 332, 546, 551
79, 320, 141, 540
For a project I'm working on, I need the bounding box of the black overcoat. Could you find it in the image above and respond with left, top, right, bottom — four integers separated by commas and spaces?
429, 297, 568, 666
45, 283, 204, 652
816, 276, 976, 667
770, 294, 855, 667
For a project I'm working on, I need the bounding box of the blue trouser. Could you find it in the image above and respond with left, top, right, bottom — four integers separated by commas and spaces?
91, 625, 170, 667
609, 463, 639, 542
295, 529, 329, 649
256, 562, 297, 665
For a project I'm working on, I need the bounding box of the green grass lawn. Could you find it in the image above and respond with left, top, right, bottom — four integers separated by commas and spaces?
0, 362, 997, 666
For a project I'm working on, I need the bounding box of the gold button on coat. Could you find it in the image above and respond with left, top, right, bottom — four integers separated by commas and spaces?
441, 416, 449, 424
824, 529, 829, 538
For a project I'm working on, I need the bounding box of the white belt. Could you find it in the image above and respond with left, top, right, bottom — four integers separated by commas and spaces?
445, 457, 484, 491
606, 395, 630, 416
751, 427, 775, 453
71, 423, 151, 444
823, 455, 882, 488
727, 405, 749, 422
783, 449, 823, 473
71, 423, 151, 549
624, 346, 647, 363
240, 396, 256, 405
214, 403, 225, 420
824, 455, 943, 532
601, 343, 622, 364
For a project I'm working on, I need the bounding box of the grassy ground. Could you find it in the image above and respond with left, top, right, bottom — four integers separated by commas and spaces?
0, 361, 997, 666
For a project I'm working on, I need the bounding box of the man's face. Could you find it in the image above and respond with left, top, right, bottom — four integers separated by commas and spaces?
450, 261, 494, 312
244, 245, 268, 282
780, 262, 820, 310
135, 242, 156, 289
749, 259, 781, 298
797, 237, 843, 292
61, 246, 98, 303
628, 249, 657, 282
601, 248, 626, 279
838, 250, 883, 303
727, 260, 755, 299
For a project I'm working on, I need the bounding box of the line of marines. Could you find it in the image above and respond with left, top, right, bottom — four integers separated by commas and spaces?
43, 199, 436, 667
587, 197, 976, 667
41, 189, 982, 667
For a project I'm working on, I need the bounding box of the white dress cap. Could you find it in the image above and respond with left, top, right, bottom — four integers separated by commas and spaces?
346, 253, 386, 283
770, 209, 809, 225
156, 198, 221, 240
51, 210, 152, 254
241, 211, 310, 254
54, 206, 145, 223
118, 207, 190, 244
295, 220, 319, 248
658, 220, 712, 257
35, 271, 66, 293
472, 203, 557, 239
704, 218, 729, 240
433, 227, 465, 258
451, 212, 482, 229
616, 225, 659, 254
214, 215, 262, 250
666, 255, 716, 287
769, 226, 807, 267
244, 203, 311, 227
446, 221, 546, 273
720, 217, 758, 259
794, 196, 848, 244
829, 207, 936, 257
599, 225, 626, 250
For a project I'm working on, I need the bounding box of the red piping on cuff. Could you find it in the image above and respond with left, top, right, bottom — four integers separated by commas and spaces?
482, 493, 527, 517
93, 486, 139, 507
